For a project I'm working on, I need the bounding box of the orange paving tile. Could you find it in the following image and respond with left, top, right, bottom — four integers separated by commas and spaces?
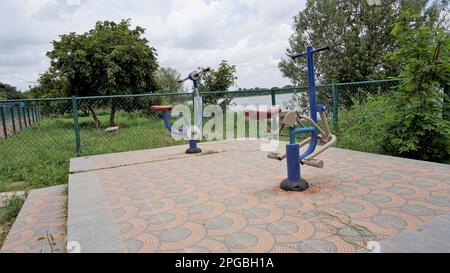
67, 140, 450, 253
1, 185, 67, 253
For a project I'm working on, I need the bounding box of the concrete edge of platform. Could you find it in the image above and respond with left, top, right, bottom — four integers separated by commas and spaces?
67, 171, 127, 253
380, 213, 450, 253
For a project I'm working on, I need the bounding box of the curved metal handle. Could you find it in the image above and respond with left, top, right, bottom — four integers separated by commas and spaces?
287, 46, 330, 60
178, 67, 211, 83
314, 46, 330, 53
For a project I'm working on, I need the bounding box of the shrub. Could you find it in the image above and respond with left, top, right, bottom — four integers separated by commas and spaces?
383, 10, 450, 162
337, 94, 395, 154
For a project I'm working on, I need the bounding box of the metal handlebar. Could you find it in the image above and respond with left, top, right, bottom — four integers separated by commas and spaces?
178, 67, 211, 83
287, 46, 330, 60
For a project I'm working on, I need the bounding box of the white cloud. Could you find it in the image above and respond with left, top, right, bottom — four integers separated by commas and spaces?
0, 0, 306, 91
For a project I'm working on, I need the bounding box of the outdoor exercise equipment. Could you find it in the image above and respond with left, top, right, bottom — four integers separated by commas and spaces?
267, 45, 337, 191
151, 67, 211, 154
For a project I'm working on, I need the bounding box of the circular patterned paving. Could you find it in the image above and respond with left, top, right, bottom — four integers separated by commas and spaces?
66, 140, 450, 254
147, 212, 176, 225
188, 204, 214, 215
373, 215, 407, 229
297, 239, 338, 253
426, 195, 450, 208
336, 201, 364, 213
160, 227, 192, 242
401, 204, 434, 216
363, 192, 391, 204
204, 216, 234, 230
243, 207, 271, 219
267, 221, 300, 235
224, 232, 259, 249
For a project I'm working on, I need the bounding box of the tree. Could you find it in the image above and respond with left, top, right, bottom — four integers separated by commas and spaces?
43, 19, 160, 126
279, 0, 442, 85
383, 9, 450, 162
200, 60, 237, 107
0, 82, 25, 100
155, 67, 184, 93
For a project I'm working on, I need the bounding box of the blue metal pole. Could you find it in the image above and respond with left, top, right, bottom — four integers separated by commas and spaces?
306, 46, 317, 123
286, 143, 300, 181
185, 79, 202, 154
289, 128, 296, 144
298, 46, 320, 161
189, 140, 198, 150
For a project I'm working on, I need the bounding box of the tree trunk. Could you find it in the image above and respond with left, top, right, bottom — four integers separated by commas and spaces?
87, 106, 101, 128
109, 102, 116, 127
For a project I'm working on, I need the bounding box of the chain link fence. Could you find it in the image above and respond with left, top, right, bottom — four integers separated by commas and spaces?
0, 102, 43, 139
0, 79, 404, 192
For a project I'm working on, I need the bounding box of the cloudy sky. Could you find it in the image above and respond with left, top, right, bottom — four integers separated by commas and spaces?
0, 0, 306, 91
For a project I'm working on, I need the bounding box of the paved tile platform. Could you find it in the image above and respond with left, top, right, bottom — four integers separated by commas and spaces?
1, 185, 67, 253
68, 140, 450, 253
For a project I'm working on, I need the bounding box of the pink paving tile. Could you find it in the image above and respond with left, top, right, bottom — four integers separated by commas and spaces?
67, 140, 450, 253
1, 185, 67, 253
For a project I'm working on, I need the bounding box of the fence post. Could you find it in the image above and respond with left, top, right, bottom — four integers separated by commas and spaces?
271, 89, 276, 106
22, 107, 28, 128
26, 107, 31, 126
0, 107, 7, 139
17, 106, 23, 131
10, 107, 16, 133
72, 96, 81, 157
331, 80, 339, 131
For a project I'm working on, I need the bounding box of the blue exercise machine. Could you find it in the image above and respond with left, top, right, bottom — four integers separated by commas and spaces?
268, 45, 337, 191
151, 67, 210, 154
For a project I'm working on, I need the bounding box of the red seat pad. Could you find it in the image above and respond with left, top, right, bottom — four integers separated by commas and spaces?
151, 105, 174, 112
244, 107, 281, 119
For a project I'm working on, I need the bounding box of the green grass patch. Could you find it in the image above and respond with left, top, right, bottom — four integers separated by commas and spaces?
0, 111, 184, 192
0, 195, 26, 248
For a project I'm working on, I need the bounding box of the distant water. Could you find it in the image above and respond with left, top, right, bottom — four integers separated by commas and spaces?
225, 94, 304, 111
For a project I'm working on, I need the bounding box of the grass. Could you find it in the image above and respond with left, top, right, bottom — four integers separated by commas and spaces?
0, 194, 26, 247
0, 111, 183, 192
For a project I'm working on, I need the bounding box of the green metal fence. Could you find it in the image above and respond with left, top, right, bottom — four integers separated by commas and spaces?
0, 102, 43, 139
0, 79, 405, 191
0, 78, 404, 156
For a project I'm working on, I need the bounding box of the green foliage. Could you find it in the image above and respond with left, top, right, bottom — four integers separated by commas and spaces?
0, 82, 25, 100
155, 67, 184, 93
0, 195, 25, 225
41, 19, 160, 126
0, 195, 26, 247
279, 0, 443, 85
154, 67, 187, 106
0, 112, 182, 193
200, 60, 237, 106
383, 9, 450, 161
337, 94, 395, 154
